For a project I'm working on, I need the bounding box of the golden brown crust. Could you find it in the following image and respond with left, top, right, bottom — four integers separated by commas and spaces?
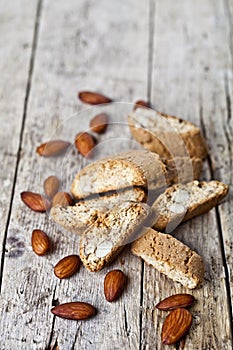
51, 187, 147, 234
128, 108, 208, 161
71, 150, 166, 199
131, 228, 204, 289
163, 156, 203, 185
79, 202, 151, 272
152, 180, 229, 232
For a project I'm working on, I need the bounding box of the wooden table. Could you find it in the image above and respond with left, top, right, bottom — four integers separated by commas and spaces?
0, 1, 233, 349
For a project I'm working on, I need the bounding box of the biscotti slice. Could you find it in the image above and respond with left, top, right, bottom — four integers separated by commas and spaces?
131, 228, 204, 289
164, 156, 203, 185
152, 180, 229, 233
71, 150, 166, 199
80, 201, 151, 272
128, 107, 208, 160
50, 187, 146, 234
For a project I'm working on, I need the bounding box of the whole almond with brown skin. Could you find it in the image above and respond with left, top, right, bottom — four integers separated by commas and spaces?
52, 192, 74, 207
134, 100, 150, 110
90, 113, 108, 134
20, 191, 51, 212
104, 269, 127, 302
54, 255, 81, 279
36, 140, 70, 157
75, 132, 96, 158
51, 301, 96, 320
162, 308, 192, 345
156, 294, 195, 311
44, 176, 60, 198
31, 229, 50, 256
78, 91, 112, 105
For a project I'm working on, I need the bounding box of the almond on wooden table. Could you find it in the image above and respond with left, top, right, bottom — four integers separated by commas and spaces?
36, 140, 71, 157
90, 113, 108, 134
20, 191, 51, 212
156, 294, 195, 311
133, 100, 150, 110
104, 269, 127, 302
31, 229, 50, 256
44, 176, 60, 198
78, 91, 112, 105
162, 308, 192, 345
52, 192, 74, 207
51, 301, 96, 320
74, 132, 96, 158
54, 255, 81, 279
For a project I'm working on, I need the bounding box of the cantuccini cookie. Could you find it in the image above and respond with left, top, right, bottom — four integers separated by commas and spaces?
79, 201, 151, 272
152, 180, 229, 232
131, 228, 204, 289
71, 150, 166, 199
51, 187, 146, 234
128, 107, 208, 161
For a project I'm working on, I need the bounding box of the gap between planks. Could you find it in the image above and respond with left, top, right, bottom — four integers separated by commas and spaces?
139, 1, 156, 349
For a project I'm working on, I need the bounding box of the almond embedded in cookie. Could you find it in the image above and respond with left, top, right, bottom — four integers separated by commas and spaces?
79, 201, 151, 272
152, 180, 229, 233
50, 187, 147, 234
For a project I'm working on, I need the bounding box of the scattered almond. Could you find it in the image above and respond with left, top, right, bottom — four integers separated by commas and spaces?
20, 191, 51, 212
54, 255, 81, 279
134, 100, 150, 110
78, 91, 112, 105
36, 140, 70, 157
156, 294, 195, 311
44, 176, 60, 198
104, 269, 127, 302
52, 192, 74, 207
31, 229, 50, 256
74, 132, 96, 158
51, 301, 96, 320
162, 308, 192, 345
90, 113, 108, 134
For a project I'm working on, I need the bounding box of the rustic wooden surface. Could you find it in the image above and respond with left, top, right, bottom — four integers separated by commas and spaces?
0, 0, 232, 349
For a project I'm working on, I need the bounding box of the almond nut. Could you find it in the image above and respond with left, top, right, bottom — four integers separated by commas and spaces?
36, 140, 70, 157
51, 301, 96, 320
78, 91, 112, 105
54, 255, 81, 279
134, 100, 150, 110
44, 176, 60, 198
104, 269, 127, 302
95, 240, 113, 258
156, 294, 195, 311
74, 132, 96, 158
20, 191, 51, 212
90, 113, 108, 134
162, 308, 192, 345
31, 229, 50, 256
52, 192, 74, 207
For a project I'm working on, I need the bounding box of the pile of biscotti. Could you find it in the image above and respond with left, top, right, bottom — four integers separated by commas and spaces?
51, 107, 228, 289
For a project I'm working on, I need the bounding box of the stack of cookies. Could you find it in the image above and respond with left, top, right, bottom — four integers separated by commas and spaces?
51, 107, 228, 289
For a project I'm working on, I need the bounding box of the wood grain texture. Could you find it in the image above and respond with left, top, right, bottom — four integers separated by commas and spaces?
0, 0, 232, 349
0, 0, 39, 277
0, 0, 150, 349
141, 1, 232, 349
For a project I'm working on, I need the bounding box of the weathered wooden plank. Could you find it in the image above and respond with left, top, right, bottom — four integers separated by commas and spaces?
140, 0, 232, 349
0, 0, 150, 349
216, 0, 233, 314
0, 0, 40, 278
